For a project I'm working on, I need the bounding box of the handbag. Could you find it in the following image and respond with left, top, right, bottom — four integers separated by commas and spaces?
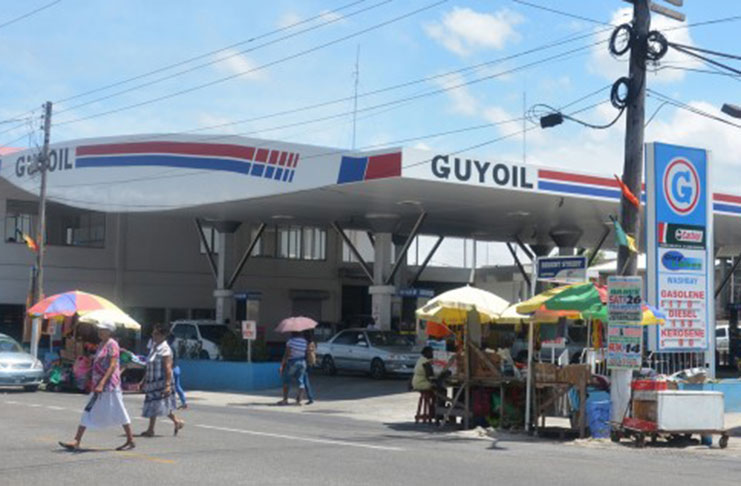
306, 342, 317, 367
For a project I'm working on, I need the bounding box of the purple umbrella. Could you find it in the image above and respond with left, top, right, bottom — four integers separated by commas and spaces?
275, 316, 318, 334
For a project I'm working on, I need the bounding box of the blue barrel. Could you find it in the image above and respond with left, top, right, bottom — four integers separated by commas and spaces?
587, 400, 611, 439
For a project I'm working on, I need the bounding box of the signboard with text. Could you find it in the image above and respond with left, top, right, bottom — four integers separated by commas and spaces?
607, 324, 643, 370
646, 143, 713, 352
607, 276, 643, 324
536, 256, 588, 283
241, 320, 257, 340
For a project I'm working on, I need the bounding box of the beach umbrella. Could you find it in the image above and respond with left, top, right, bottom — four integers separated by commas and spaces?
515, 286, 571, 315
77, 309, 142, 331
275, 316, 318, 333
416, 285, 509, 325
543, 282, 606, 312
581, 303, 666, 325
28, 290, 127, 319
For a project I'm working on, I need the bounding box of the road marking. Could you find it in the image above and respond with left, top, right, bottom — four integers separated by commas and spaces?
46, 405, 65, 411
196, 424, 404, 452
28, 404, 42, 408
5, 400, 19, 405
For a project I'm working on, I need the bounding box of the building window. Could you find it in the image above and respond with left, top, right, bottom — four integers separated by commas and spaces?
277, 225, 326, 260
199, 227, 220, 254
5, 199, 105, 248
341, 230, 375, 263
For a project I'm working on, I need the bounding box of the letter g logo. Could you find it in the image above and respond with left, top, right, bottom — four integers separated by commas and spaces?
663, 158, 699, 215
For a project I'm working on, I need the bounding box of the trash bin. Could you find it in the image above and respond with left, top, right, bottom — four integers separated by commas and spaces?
587, 400, 611, 438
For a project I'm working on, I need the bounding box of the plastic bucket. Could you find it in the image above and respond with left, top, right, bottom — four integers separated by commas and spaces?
587, 400, 611, 439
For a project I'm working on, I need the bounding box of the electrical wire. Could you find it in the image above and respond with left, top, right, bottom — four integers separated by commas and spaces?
54, 0, 371, 105
667, 41, 741, 62
510, 0, 615, 27
646, 89, 741, 129
0, 0, 61, 30
54, 0, 394, 115
52, 1, 448, 127
669, 43, 741, 76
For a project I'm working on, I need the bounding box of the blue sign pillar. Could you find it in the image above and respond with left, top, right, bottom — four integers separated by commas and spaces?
646, 142, 714, 376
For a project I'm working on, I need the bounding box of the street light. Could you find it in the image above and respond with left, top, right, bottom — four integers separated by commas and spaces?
721, 103, 741, 119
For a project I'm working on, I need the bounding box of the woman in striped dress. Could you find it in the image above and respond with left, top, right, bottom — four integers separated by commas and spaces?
140, 323, 184, 436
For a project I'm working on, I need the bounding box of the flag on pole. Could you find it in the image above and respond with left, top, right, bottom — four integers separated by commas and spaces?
614, 175, 640, 209
610, 216, 638, 253
22, 233, 38, 253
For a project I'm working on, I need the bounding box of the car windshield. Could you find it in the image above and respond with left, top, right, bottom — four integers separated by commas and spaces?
367, 331, 410, 347
199, 325, 231, 343
0, 338, 23, 353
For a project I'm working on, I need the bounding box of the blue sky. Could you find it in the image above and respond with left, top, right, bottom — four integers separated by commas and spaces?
1, 0, 739, 266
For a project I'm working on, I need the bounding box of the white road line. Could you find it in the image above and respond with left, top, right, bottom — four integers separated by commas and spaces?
5, 400, 19, 405
195, 424, 404, 452
46, 406, 65, 411
28, 404, 42, 408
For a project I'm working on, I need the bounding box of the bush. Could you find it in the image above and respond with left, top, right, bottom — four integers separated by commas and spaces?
218, 332, 269, 362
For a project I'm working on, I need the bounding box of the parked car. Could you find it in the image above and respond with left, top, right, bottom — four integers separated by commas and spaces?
316, 329, 418, 379
170, 320, 232, 360
716, 324, 730, 353
0, 333, 44, 391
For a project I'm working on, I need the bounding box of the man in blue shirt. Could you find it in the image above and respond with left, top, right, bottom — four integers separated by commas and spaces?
279, 332, 308, 405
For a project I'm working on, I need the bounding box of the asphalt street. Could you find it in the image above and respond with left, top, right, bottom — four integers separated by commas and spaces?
2, 388, 741, 486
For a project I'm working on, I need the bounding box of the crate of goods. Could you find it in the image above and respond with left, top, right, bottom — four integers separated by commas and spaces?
631, 379, 677, 401
534, 363, 558, 382
472, 350, 501, 379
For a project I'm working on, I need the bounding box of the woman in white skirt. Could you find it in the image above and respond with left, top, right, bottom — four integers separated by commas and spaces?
140, 323, 183, 437
60, 320, 135, 451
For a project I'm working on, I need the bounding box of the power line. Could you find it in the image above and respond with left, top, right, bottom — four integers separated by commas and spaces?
54, 0, 370, 105
52, 1, 448, 127
646, 89, 741, 129
54, 0, 393, 115
669, 43, 741, 76
0, 0, 61, 30
667, 41, 741, 62
510, 0, 615, 26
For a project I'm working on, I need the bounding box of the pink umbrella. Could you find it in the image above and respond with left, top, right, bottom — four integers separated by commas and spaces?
275, 316, 318, 334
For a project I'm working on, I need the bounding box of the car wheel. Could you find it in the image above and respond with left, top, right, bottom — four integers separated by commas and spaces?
23, 385, 39, 392
370, 359, 386, 380
322, 356, 337, 376
199, 350, 210, 360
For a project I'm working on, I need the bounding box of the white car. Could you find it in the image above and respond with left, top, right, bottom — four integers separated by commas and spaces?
316, 329, 418, 379
716, 325, 729, 353
170, 320, 232, 360
0, 333, 44, 391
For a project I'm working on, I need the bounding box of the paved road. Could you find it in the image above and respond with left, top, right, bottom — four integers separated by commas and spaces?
2, 389, 740, 485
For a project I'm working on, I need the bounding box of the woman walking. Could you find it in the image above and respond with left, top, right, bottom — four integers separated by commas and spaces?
140, 323, 184, 437
59, 321, 135, 451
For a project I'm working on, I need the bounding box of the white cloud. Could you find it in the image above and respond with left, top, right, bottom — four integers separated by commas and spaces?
319, 10, 346, 24
589, 7, 702, 84
424, 7, 523, 56
277, 11, 302, 29
435, 72, 478, 116
214, 49, 265, 81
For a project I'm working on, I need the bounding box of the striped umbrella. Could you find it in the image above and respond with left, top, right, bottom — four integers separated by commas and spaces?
27, 290, 125, 319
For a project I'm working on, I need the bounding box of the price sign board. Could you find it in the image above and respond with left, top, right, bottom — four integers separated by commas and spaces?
607, 276, 643, 324
607, 324, 643, 370
607, 276, 643, 370
241, 320, 257, 340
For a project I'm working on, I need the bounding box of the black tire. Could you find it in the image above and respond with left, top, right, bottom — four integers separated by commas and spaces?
719, 435, 729, 449
199, 350, 210, 360
23, 385, 39, 392
370, 359, 386, 380
322, 355, 337, 376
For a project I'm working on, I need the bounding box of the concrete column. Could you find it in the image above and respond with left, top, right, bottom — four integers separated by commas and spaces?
113, 213, 127, 304
370, 232, 394, 330
212, 221, 240, 325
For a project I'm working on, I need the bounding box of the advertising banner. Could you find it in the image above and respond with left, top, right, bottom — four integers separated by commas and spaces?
646, 143, 714, 352
607, 276, 643, 370
607, 324, 643, 370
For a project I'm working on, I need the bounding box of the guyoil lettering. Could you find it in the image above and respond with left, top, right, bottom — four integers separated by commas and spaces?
15, 148, 72, 177
431, 155, 534, 189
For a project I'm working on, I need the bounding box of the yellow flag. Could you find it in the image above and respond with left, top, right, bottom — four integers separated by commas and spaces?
626, 234, 638, 253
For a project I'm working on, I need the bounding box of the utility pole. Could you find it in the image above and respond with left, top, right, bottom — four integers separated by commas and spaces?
611, 0, 650, 428
30, 101, 52, 359
617, 0, 649, 277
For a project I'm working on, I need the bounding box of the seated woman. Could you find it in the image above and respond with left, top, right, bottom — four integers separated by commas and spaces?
412, 346, 437, 392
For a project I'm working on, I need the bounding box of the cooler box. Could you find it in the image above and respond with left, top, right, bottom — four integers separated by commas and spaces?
656, 391, 724, 432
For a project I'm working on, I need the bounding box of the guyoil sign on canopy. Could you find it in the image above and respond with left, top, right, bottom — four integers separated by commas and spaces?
646, 142, 714, 354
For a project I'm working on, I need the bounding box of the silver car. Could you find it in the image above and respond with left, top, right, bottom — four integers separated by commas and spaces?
316, 329, 418, 379
0, 333, 44, 392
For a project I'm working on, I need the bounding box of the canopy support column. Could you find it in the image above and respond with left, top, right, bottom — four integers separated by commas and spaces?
514, 235, 534, 262
506, 242, 531, 289
194, 218, 218, 284
716, 252, 741, 298
227, 223, 266, 290
331, 222, 373, 282
385, 211, 426, 285
410, 236, 444, 286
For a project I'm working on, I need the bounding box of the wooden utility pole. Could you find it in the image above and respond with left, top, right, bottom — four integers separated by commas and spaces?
30, 101, 51, 359
34, 101, 53, 303
617, 1, 650, 277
